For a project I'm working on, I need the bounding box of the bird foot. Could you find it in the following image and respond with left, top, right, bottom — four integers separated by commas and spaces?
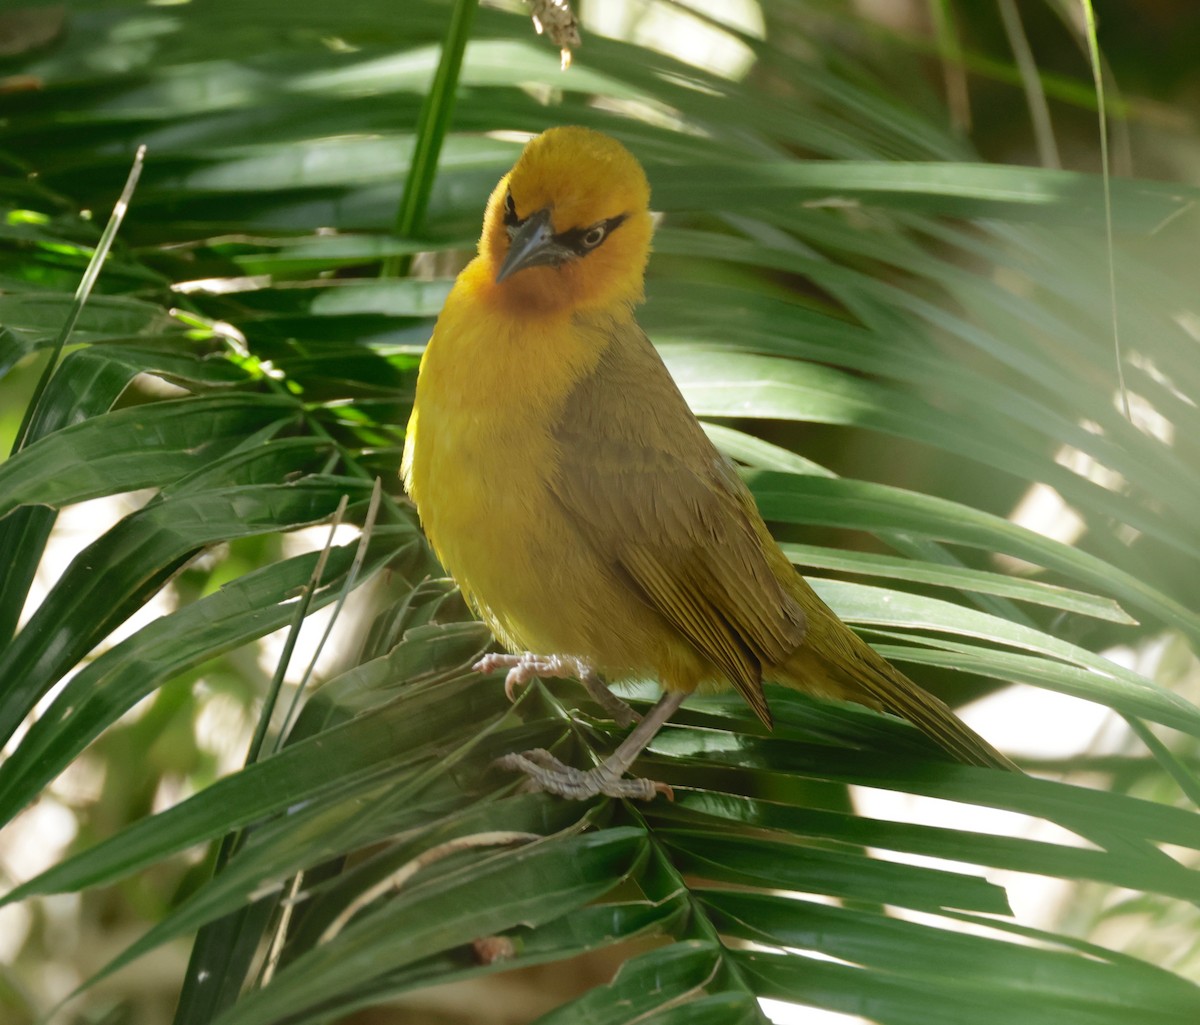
493, 748, 673, 802
473, 652, 640, 726
474, 652, 586, 702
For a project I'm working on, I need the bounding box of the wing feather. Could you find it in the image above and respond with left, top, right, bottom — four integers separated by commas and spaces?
549, 316, 806, 725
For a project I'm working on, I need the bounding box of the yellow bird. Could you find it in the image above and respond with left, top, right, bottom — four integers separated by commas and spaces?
402, 126, 1015, 799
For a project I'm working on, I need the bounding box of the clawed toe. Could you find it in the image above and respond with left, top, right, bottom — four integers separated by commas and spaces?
473, 652, 640, 725
492, 748, 666, 801
489, 691, 686, 802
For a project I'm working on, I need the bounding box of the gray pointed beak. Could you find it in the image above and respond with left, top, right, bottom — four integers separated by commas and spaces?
496, 207, 570, 283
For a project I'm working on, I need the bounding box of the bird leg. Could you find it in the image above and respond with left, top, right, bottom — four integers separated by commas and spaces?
473, 652, 640, 726
493, 689, 686, 801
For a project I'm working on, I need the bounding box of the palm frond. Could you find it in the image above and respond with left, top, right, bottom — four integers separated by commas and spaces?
1, 2, 1197, 1023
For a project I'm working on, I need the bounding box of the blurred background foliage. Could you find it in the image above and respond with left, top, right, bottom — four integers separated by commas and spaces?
1, 1, 1199, 1023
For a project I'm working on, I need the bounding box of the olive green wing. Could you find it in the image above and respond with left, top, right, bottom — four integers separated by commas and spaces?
548, 322, 806, 726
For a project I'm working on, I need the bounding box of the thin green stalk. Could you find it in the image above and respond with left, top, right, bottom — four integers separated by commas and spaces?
12, 145, 145, 455
274, 478, 384, 748
242, 496, 347, 768
1125, 715, 1200, 810
928, 0, 970, 133
381, 0, 480, 278
173, 497, 351, 1023
997, 0, 1060, 169
219, 496, 350, 863
1077, 0, 1129, 419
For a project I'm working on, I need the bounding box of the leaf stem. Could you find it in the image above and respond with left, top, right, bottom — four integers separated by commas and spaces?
382, 0, 480, 277
1077, 0, 1129, 418
12, 145, 145, 455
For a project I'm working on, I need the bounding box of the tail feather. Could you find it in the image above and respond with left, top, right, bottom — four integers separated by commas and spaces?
777, 606, 1020, 772
854, 655, 1019, 772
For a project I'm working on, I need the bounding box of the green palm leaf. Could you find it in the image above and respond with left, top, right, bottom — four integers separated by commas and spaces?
1, 2, 1197, 1024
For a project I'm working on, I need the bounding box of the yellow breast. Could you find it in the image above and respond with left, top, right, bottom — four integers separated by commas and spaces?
402, 258, 607, 652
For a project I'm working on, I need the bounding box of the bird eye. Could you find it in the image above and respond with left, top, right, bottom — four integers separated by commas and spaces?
503, 192, 518, 225
580, 224, 607, 248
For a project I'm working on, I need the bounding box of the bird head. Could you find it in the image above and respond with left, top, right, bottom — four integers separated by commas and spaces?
478, 126, 654, 316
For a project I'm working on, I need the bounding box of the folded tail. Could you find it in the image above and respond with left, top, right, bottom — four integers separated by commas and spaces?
850, 652, 1019, 771
777, 600, 1020, 772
